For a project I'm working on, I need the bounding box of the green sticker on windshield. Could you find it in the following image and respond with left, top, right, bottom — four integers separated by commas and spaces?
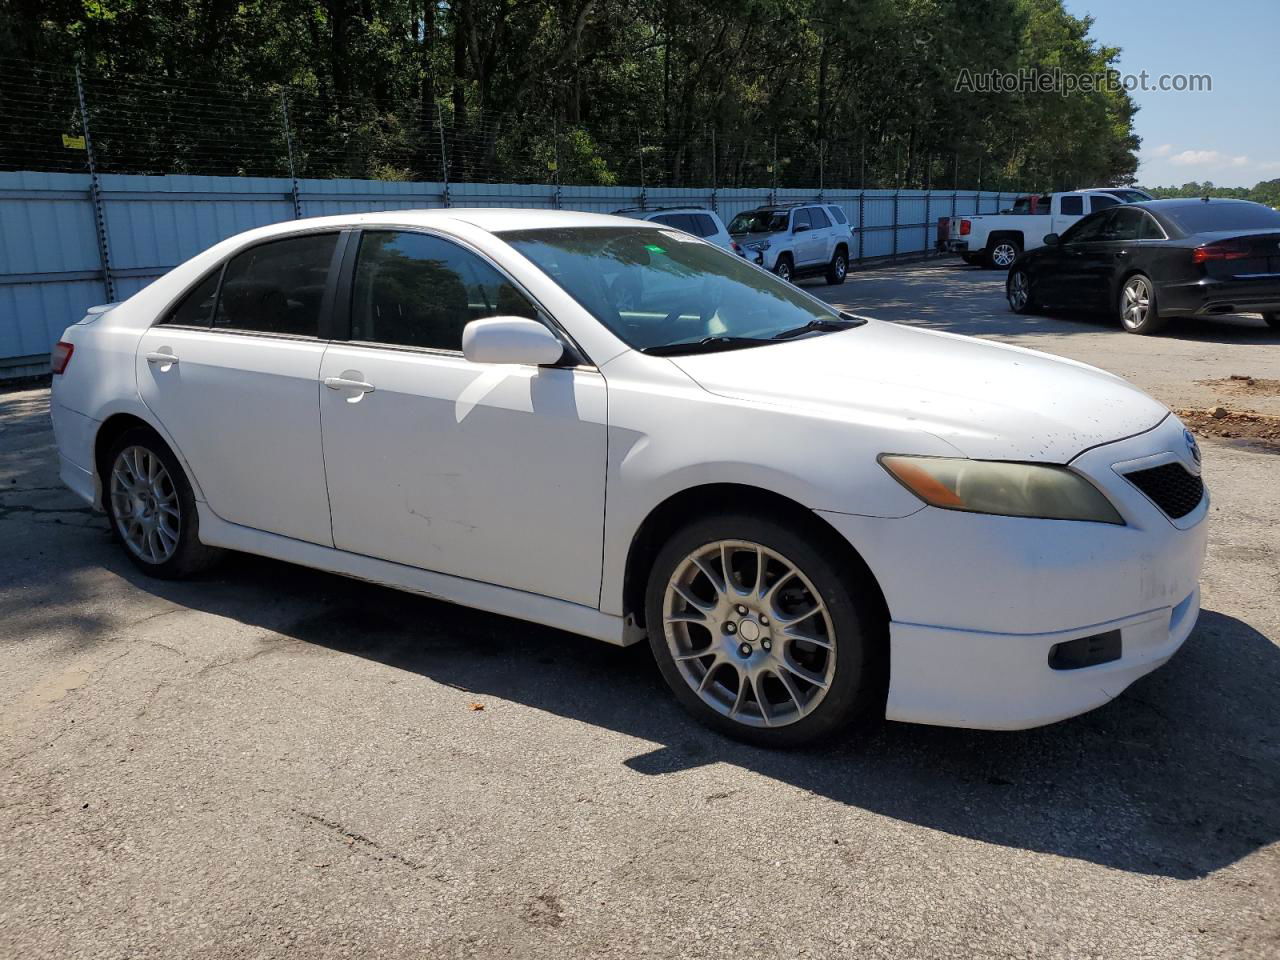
644, 243, 666, 254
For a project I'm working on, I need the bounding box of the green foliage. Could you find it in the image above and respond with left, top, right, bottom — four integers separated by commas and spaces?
1143, 180, 1280, 208
0, 0, 1141, 187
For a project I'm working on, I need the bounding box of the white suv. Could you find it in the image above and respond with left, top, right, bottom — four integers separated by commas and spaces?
728, 203, 855, 284
613, 207, 741, 256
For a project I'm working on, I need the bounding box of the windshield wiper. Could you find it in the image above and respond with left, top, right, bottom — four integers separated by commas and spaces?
641, 335, 774, 357
771, 315, 865, 340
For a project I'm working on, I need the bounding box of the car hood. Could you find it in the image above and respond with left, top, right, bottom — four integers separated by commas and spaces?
731, 231, 785, 243
666, 319, 1168, 462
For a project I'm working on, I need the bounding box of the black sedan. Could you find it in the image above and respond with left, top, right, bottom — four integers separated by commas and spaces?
1006, 198, 1280, 334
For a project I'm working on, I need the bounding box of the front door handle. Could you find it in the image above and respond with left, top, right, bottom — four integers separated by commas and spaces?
323, 377, 375, 394
145, 351, 179, 365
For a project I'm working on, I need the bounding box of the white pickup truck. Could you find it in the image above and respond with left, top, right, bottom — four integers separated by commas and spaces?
938, 187, 1154, 269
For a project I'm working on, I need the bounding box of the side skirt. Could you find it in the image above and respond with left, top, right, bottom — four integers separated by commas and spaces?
196, 505, 641, 647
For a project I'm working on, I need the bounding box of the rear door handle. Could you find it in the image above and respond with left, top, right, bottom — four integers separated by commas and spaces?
323, 377, 375, 394
145, 351, 179, 365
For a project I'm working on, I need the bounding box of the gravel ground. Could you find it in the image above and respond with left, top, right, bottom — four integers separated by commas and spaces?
1, 259, 1277, 959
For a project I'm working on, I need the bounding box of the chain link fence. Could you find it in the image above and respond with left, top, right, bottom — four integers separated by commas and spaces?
1, 58, 1010, 192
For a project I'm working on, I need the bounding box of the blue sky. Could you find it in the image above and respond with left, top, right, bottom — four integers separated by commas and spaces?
1063, 0, 1278, 188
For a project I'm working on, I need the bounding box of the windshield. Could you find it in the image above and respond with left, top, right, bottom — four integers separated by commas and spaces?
728, 210, 790, 233
1163, 202, 1280, 233
499, 226, 849, 353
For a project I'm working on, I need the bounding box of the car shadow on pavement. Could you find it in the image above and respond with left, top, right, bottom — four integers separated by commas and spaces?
108, 549, 1280, 882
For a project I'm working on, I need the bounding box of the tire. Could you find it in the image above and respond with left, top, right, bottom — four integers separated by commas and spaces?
825, 247, 849, 285
985, 237, 1021, 269
1006, 266, 1039, 314
644, 512, 886, 747
1118, 273, 1167, 335
773, 254, 794, 283
1263, 312, 1279, 330
104, 426, 223, 578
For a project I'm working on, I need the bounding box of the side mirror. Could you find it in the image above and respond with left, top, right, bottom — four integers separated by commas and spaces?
793, 223, 811, 234
1043, 233, 1060, 246
462, 317, 565, 366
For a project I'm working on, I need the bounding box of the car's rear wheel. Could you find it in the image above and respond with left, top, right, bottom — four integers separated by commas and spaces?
104, 427, 222, 578
986, 238, 1020, 269
1118, 273, 1166, 335
773, 254, 794, 283
1006, 267, 1038, 313
1263, 312, 1279, 330
825, 247, 848, 285
645, 513, 885, 747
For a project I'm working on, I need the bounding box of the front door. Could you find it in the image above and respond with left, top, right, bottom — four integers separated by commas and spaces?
136, 231, 342, 546
318, 229, 608, 607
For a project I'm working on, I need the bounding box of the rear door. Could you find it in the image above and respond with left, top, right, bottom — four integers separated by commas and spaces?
806, 206, 835, 264
136, 231, 343, 546
317, 229, 607, 606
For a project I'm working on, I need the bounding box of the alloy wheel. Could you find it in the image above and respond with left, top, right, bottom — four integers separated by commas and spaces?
110, 445, 181, 564
834, 255, 847, 280
1008, 270, 1029, 310
662, 539, 837, 728
1121, 276, 1151, 330
776, 260, 792, 282
991, 242, 1017, 268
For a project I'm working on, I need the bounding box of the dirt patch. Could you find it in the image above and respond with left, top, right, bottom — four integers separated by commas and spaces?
1177, 407, 1280, 453
1196, 376, 1280, 398
521, 892, 567, 928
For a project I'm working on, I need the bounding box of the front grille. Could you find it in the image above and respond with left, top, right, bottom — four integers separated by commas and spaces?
1124, 462, 1204, 519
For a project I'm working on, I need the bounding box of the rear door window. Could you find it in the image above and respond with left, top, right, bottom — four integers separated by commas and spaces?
1106, 208, 1144, 242
1090, 194, 1120, 213
809, 207, 831, 229
1059, 195, 1084, 216
692, 214, 718, 238
214, 233, 338, 337
828, 205, 848, 224
1139, 213, 1166, 240
165, 268, 222, 327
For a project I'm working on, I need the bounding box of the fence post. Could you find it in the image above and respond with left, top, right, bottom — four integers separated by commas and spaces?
638, 130, 647, 210
923, 191, 930, 256
74, 65, 115, 303
857, 191, 865, 263
437, 104, 450, 207
817, 139, 825, 201
279, 92, 302, 219
710, 128, 718, 213
552, 116, 562, 210
891, 189, 899, 259
770, 135, 778, 206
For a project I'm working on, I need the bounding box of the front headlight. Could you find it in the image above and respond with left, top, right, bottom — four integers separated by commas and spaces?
880, 455, 1123, 524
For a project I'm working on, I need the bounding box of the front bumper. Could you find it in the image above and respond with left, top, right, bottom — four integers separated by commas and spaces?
1156, 275, 1280, 318
820, 415, 1208, 730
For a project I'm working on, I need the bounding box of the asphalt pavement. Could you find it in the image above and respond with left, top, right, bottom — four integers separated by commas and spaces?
1, 259, 1277, 959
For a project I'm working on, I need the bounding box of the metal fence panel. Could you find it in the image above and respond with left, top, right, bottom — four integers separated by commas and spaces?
0, 170, 1015, 378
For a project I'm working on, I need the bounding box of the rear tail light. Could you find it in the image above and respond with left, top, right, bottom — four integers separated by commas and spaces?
1192, 239, 1251, 264
959, 219, 971, 236
51, 341, 74, 375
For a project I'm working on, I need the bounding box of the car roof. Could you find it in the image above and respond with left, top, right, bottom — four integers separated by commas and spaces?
233, 208, 651, 244
614, 206, 715, 215
1130, 197, 1261, 209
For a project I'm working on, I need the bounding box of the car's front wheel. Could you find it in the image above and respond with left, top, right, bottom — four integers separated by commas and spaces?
1118, 273, 1166, 335
645, 513, 885, 747
104, 427, 222, 578
1006, 267, 1038, 313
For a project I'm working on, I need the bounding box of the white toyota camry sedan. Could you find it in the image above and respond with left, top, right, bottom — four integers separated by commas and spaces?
50, 209, 1208, 746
